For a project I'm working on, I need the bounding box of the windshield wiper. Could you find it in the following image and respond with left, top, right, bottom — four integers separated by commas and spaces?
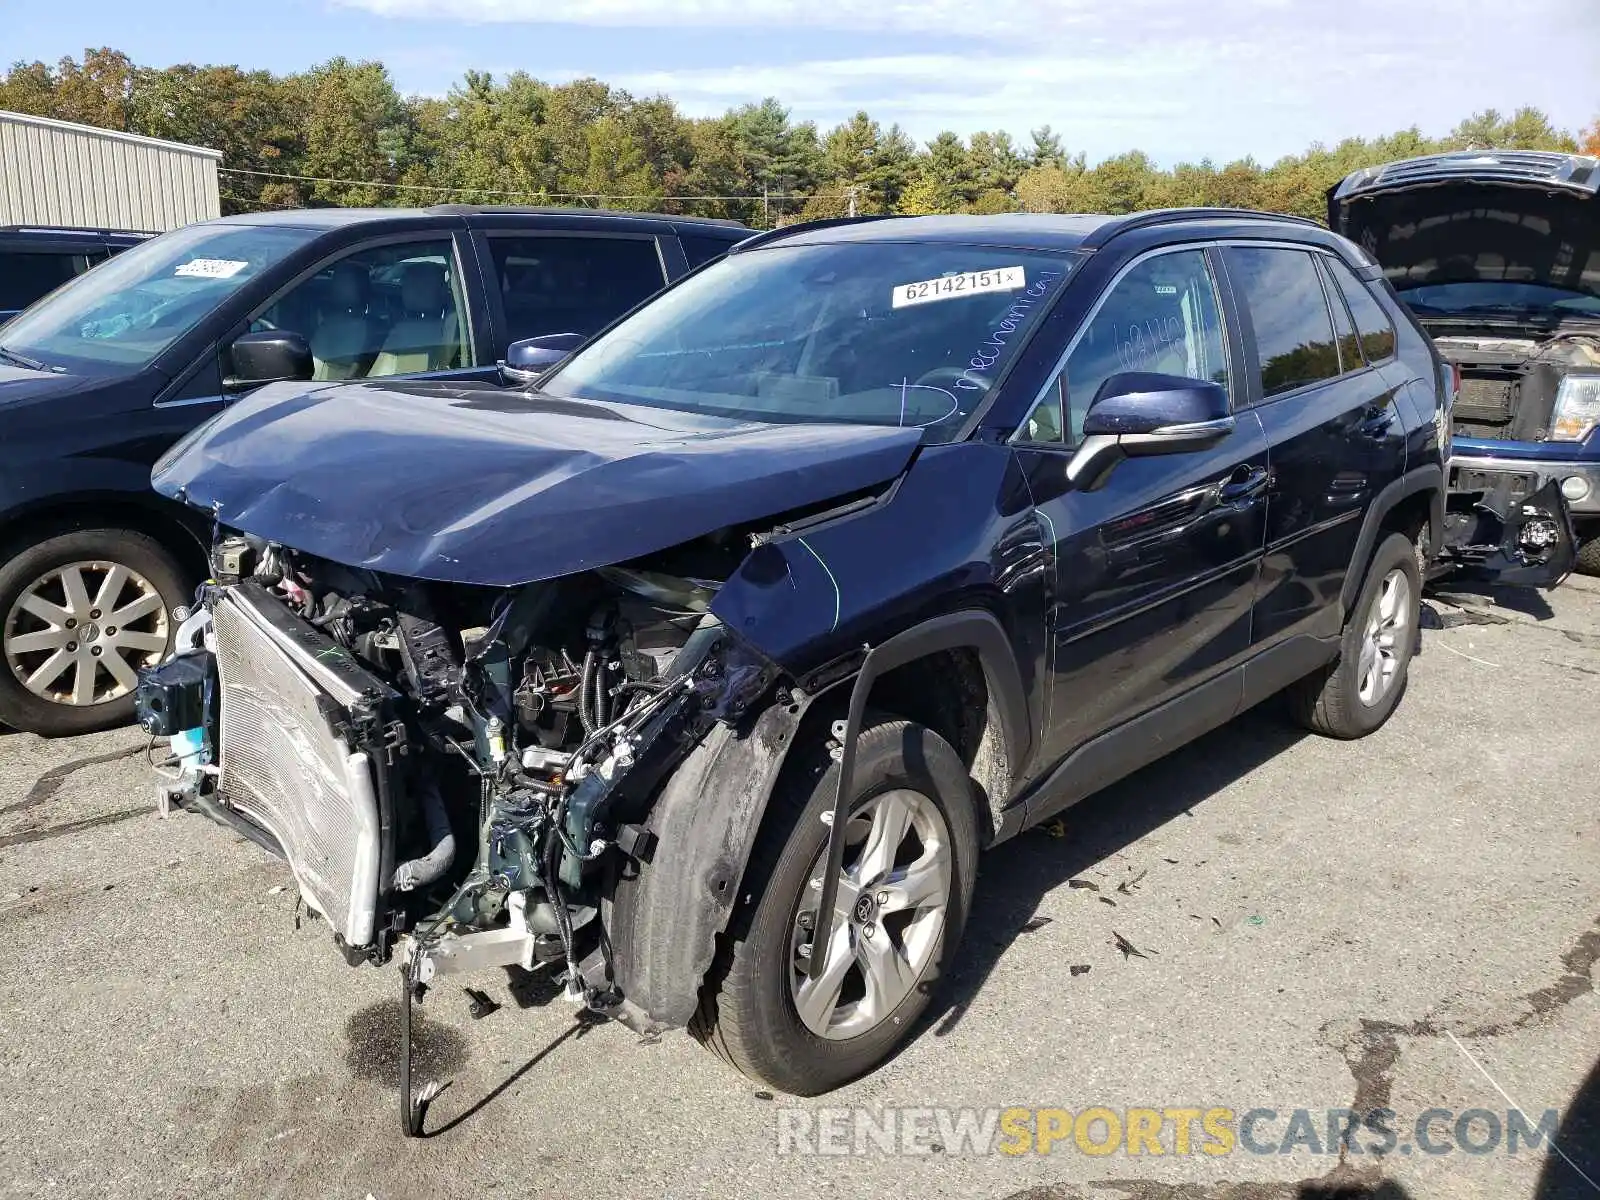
0, 345, 49, 372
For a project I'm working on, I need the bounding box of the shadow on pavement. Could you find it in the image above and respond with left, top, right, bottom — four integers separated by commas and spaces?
929, 702, 1307, 1038
1536, 1051, 1600, 1199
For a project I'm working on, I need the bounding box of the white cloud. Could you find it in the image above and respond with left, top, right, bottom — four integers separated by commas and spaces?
345, 0, 1600, 162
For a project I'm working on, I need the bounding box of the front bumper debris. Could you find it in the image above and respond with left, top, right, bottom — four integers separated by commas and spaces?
1439, 476, 1578, 587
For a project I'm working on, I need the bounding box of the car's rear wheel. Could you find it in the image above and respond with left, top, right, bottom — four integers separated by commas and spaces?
1288, 531, 1421, 739
0, 529, 191, 736
691, 718, 979, 1095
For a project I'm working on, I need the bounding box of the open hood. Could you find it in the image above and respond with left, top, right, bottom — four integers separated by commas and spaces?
151, 378, 923, 587
1328, 151, 1600, 303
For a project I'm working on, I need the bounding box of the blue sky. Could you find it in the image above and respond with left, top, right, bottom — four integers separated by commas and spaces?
6, 0, 1597, 164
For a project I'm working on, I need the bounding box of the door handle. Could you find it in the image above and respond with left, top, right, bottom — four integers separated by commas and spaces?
1219, 465, 1269, 503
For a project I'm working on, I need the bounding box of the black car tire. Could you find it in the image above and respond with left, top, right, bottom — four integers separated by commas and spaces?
0, 528, 191, 737
1288, 531, 1421, 740
691, 718, 979, 1096
1575, 532, 1600, 578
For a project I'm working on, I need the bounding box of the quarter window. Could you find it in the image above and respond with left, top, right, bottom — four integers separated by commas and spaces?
1325, 257, 1397, 362
1022, 248, 1229, 445
250, 240, 471, 382
1224, 247, 1341, 398
489, 236, 666, 342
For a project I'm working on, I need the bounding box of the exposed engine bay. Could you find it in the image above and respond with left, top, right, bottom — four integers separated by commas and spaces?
138, 528, 780, 1022
1430, 328, 1600, 441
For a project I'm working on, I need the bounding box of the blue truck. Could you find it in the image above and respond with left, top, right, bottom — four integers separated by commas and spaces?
1331, 150, 1600, 576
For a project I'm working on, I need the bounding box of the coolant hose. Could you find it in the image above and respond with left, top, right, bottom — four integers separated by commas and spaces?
392, 774, 456, 892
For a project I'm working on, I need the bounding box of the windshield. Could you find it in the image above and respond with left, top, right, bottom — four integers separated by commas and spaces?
1398, 280, 1600, 318
542, 241, 1080, 442
0, 223, 320, 374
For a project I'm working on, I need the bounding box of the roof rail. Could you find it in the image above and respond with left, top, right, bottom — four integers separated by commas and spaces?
424, 204, 746, 228
730, 214, 893, 253
1082, 207, 1321, 249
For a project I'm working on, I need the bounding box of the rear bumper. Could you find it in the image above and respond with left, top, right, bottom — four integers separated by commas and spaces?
1451, 453, 1600, 518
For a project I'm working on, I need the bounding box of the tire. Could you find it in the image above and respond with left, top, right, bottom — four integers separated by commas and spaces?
0, 528, 192, 736
691, 718, 980, 1096
1288, 531, 1421, 740
1576, 533, 1600, 578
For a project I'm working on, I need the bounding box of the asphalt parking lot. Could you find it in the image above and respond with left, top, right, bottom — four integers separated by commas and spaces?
1, 577, 1597, 1200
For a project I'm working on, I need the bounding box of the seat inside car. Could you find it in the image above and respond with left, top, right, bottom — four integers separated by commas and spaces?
309, 262, 377, 381
371, 261, 457, 375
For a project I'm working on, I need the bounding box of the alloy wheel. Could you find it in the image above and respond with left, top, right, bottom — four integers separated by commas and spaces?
789, 788, 952, 1040
3, 560, 170, 707
1356, 567, 1411, 707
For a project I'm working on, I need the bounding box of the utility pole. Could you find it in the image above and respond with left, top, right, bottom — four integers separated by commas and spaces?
847, 185, 858, 218
762, 184, 769, 227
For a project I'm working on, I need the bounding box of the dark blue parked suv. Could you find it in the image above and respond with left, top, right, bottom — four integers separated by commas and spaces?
140, 210, 1571, 1130
0, 205, 745, 735
1332, 150, 1600, 575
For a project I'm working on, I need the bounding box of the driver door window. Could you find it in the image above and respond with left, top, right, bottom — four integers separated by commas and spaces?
1021, 249, 1229, 445
251, 240, 470, 381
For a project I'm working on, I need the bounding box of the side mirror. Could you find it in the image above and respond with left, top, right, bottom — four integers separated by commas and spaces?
501, 333, 585, 387
225, 330, 313, 392
1067, 372, 1234, 491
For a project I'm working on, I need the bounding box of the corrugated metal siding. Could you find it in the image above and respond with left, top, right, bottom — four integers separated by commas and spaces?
0, 111, 222, 232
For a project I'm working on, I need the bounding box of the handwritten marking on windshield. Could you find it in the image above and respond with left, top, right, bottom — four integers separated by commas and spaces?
954, 269, 1066, 392
895, 379, 961, 428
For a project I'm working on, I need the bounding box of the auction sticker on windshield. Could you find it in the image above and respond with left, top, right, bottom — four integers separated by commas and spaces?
893, 266, 1025, 309
174, 258, 249, 279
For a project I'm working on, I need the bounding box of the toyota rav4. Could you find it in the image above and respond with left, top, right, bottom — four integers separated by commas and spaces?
138, 210, 1573, 1134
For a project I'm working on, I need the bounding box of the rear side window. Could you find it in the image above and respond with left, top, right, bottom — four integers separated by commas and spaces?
1224, 247, 1341, 398
490, 236, 666, 341
680, 233, 739, 269
1319, 258, 1364, 371
1325, 257, 1397, 362
0, 251, 90, 311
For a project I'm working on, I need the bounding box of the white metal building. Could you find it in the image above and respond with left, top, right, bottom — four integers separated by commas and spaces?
0, 110, 221, 232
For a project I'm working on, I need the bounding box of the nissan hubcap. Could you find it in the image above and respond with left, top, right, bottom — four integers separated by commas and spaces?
790, 788, 952, 1040
1357, 568, 1411, 708
4, 561, 169, 706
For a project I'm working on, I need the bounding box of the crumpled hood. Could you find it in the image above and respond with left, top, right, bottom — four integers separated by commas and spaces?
151, 378, 924, 587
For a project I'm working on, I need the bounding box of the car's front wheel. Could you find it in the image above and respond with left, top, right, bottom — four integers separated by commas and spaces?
692, 718, 979, 1095
0, 528, 191, 736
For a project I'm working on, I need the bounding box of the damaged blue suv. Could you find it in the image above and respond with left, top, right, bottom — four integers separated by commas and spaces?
140, 210, 1573, 1132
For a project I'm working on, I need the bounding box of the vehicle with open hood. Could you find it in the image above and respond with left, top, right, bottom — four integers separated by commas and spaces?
139, 208, 1571, 1133
1331, 150, 1599, 575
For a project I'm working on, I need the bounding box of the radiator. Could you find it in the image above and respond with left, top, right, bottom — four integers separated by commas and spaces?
1456, 376, 1515, 424
213, 588, 381, 948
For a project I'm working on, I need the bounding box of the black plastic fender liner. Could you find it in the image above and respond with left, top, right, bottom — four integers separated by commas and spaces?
1339, 464, 1445, 619
805, 608, 1028, 981
606, 608, 1031, 1025
606, 694, 814, 1029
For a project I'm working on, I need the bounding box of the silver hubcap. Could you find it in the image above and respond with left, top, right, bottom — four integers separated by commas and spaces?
1357, 568, 1411, 707
4, 560, 169, 706
790, 788, 952, 1041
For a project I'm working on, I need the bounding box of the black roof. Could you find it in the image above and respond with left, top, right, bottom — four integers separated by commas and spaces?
212, 205, 747, 234
738, 208, 1322, 255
